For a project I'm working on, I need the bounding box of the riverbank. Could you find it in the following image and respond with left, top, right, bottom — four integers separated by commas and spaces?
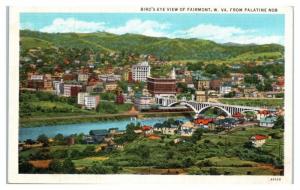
19, 111, 194, 128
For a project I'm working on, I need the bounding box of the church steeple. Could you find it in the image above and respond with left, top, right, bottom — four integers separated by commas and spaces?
171, 67, 176, 79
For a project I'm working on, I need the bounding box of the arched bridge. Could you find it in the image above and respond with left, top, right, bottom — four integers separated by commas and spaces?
155, 96, 274, 116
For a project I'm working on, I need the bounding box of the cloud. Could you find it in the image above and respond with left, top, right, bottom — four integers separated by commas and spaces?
35, 18, 283, 44
20, 22, 34, 30
40, 18, 105, 33
221, 35, 284, 45
173, 24, 283, 45
106, 19, 169, 37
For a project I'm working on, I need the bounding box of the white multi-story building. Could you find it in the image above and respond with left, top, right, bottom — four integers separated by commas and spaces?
53, 80, 63, 95
84, 95, 100, 109
30, 74, 44, 80
77, 92, 89, 105
219, 85, 232, 95
132, 61, 151, 82
78, 73, 89, 82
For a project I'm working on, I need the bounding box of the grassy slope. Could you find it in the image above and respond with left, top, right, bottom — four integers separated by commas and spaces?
20, 30, 284, 61
217, 98, 284, 107
19, 126, 283, 175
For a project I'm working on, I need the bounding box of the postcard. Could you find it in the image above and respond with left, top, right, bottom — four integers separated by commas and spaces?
7, 6, 293, 184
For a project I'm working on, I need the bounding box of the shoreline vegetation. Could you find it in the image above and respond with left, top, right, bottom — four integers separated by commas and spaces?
19, 111, 194, 128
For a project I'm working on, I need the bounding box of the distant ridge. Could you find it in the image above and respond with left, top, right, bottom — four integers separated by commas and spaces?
20, 30, 284, 61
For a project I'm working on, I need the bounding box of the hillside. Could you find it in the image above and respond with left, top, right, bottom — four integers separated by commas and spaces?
20, 30, 284, 61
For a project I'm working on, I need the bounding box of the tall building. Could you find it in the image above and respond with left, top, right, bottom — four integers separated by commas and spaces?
63, 84, 82, 97
78, 92, 89, 105
132, 61, 151, 82
84, 95, 100, 109
147, 77, 176, 96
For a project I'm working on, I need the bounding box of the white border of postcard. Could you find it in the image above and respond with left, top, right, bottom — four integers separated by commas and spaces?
7, 6, 294, 184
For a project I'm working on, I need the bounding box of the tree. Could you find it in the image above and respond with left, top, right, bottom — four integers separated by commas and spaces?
138, 145, 150, 160
166, 151, 174, 160
49, 159, 63, 173
87, 163, 109, 174
117, 81, 128, 93
54, 133, 64, 143
182, 157, 194, 168
62, 158, 76, 174
37, 134, 49, 146
191, 128, 204, 143
273, 115, 284, 129
82, 146, 96, 157
19, 160, 34, 173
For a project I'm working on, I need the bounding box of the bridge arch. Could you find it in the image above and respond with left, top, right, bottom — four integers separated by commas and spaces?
168, 101, 199, 113
198, 106, 231, 116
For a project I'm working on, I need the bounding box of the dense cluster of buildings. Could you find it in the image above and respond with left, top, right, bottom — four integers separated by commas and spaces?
23, 58, 284, 113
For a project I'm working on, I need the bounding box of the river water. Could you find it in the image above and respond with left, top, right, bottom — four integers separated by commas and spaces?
19, 116, 190, 141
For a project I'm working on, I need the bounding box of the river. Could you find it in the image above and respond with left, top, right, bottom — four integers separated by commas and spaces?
19, 116, 190, 141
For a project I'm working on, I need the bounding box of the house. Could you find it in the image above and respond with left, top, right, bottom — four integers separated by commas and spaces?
195, 90, 208, 102
249, 134, 268, 147
78, 73, 89, 82
82, 135, 95, 144
180, 122, 195, 136
231, 64, 241, 70
134, 129, 143, 134
104, 81, 118, 92
219, 84, 232, 95
161, 125, 178, 135
260, 116, 277, 128
173, 138, 184, 144
89, 129, 108, 143
142, 125, 153, 136
232, 112, 244, 119
108, 128, 119, 135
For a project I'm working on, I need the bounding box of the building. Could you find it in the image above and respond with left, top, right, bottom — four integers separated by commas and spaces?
89, 129, 108, 143
132, 61, 151, 82
142, 126, 153, 136
259, 116, 277, 128
77, 92, 89, 105
134, 96, 154, 110
53, 80, 63, 95
249, 135, 268, 148
192, 71, 210, 90
98, 74, 121, 82
242, 86, 257, 97
104, 81, 118, 92
219, 84, 232, 95
84, 95, 100, 109
27, 74, 53, 90
210, 78, 221, 91
147, 77, 176, 96
63, 84, 82, 97
194, 76, 211, 90
78, 73, 89, 82
179, 122, 195, 136
230, 73, 244, 86
195, 90, 208, 102
161, 126, 178, 135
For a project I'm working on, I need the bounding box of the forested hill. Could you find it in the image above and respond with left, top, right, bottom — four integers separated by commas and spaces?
20, 30, 284, 61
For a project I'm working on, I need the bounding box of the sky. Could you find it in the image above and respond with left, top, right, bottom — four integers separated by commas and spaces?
20, 13, 285, 44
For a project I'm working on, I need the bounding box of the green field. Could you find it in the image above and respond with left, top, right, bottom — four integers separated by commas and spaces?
218, 98, 284, 107
19, 125, 284, 175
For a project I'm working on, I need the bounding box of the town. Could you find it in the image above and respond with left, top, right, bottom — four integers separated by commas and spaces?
18, 30, 284, 175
